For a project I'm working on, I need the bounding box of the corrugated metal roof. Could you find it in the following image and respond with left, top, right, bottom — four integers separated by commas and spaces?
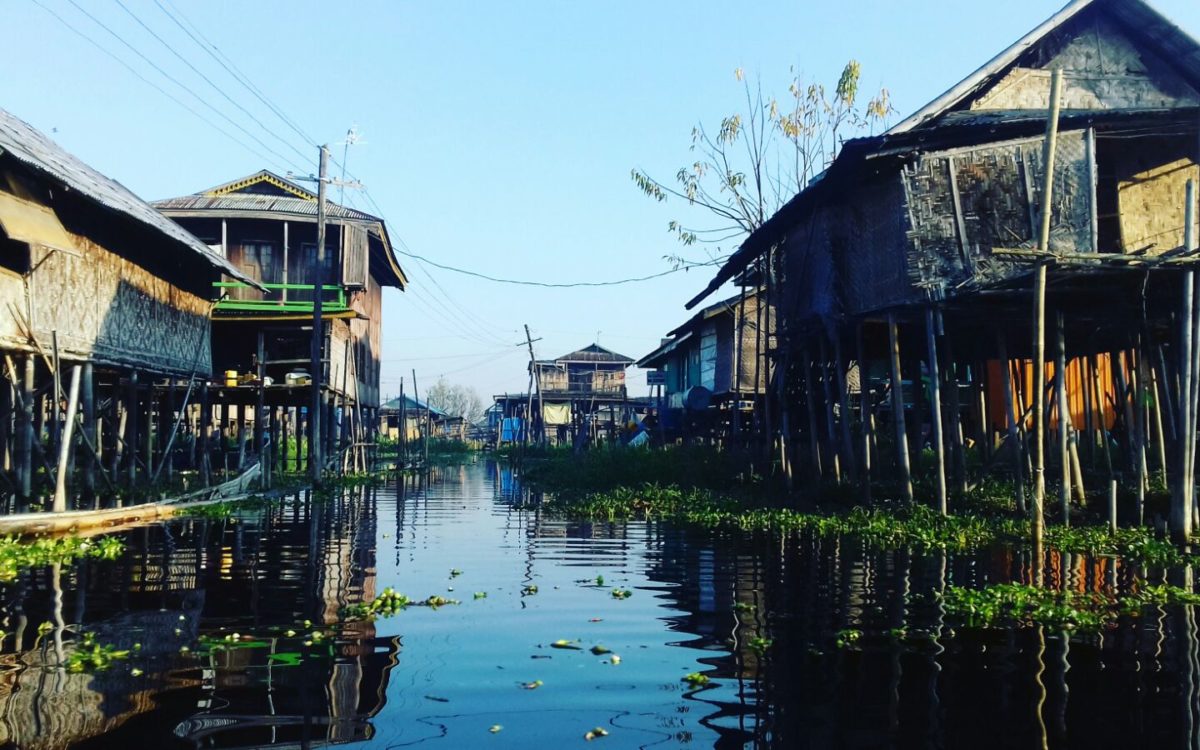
152, 171, 409, 289
151, 193, 382, 223
0, 107, 252, 283
540, 343, 634, 365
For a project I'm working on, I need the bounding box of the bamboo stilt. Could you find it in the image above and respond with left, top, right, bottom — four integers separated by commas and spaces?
888, 314, 914, 504
52, 365, 81, 512
925, 308, 947, 515
999, 333, 1026, 513
1056, 312, 1070, 525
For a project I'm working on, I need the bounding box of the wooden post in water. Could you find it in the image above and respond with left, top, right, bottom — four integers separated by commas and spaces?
126, 370, 139, 488
52, 365, 81, 512
256, 331, 266, 488
999, 332, 1026, 513
199, 381, 211, 487
18, 356, 33, 503
1031, 68, 1064, 560
943, 323, 967, 497
801, 344, 822, 479
888, 314, 914, 503
81, 362, 95, 504
1056, 312, 1070, 525
856, 322, 872, 502
833, 331, 857, 481
1178, 178, 1198, 540
1109, 479, 1118, 533
925, 307, 947, 515
819, 335, 841, 484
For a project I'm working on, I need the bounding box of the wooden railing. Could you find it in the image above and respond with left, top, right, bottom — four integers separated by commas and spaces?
212, 282, 348, 314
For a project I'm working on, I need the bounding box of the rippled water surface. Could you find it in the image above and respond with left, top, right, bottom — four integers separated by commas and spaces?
0, 461, 1198, 748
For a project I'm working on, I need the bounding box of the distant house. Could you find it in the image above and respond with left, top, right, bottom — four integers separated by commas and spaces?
638, 289, 772, 438
378, 395, 445, 442
154, 170, 408, 473
0, 107, 255, 503
494, 343, 637, 446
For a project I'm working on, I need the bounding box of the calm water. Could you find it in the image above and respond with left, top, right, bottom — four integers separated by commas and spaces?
0, 462, 1198, 749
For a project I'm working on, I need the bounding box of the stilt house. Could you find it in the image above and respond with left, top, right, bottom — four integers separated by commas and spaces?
638, 289, 773, 439
685, 0, 1200, 501
0, 107, 255, 506
494, 343, 636, 445
153, 171, 407, 474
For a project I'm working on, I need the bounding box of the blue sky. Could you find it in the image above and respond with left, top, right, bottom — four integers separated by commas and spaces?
5, 0, 1200, 400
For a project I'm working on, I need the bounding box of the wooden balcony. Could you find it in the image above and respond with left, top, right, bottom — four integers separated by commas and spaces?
212, 282, 349, 316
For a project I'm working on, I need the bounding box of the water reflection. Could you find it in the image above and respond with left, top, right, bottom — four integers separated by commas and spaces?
0, 465, 1196, 747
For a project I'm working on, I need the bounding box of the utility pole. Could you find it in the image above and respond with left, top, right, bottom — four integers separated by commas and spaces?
523, 324, 543, 444
309, 145, 329, 483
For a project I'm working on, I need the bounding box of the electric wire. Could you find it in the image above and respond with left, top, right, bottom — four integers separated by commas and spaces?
27, 0, 286, 169
153, 0, 320, 149
58, 0, 308, 174
111, 0, 313, 167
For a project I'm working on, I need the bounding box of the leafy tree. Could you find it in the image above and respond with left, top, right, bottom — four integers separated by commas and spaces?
425, 377, 485, 424
632, 62, 893, 266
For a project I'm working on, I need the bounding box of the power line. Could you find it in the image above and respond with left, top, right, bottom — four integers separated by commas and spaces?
111, 0, 313, 167
58, 0, 308, 174
152, 0, 320, 150
28, 0, 286, 169
393, 246, 727, 288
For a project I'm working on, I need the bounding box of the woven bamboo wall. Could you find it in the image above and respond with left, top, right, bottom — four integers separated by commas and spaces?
1, 236, 211, 376
902, 131, 1093, 295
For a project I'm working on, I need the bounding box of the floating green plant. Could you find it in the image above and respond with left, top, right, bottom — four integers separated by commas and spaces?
682, 672, 711, 687
584, 726, 609, 741
522, 584, 539, 595
0, 535, 124, 582
611, 589, 632, 600
941, 582, 1200, 632
747, 636, 773, 656
835, 628, 863, 649
65, 638, 131, 673
551, 639, 581, 650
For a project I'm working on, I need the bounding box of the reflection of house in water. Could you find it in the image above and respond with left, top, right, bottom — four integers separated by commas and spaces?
0, 486, 393, 748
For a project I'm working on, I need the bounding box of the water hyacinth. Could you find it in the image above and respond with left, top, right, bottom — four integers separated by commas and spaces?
0, 535, 124, 582
536, 484, 1196, 568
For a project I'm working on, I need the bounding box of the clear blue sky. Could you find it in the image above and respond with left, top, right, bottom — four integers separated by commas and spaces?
4, 0, 1199, 400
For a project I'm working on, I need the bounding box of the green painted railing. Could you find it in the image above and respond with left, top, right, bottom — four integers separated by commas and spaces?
213, 282, 348, 314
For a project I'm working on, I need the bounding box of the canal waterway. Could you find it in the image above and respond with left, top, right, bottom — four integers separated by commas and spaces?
0, 461, 1197, 748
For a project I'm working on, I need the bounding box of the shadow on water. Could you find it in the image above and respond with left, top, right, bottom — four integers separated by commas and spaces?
0, 463, 1196, 747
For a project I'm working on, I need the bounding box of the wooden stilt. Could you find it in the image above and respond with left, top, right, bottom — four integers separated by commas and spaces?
126, 371, 138, 488
943, 320, 967, 496
832, 331, 857, 480
925, 308, 947, 515
888, 314, 914, 503
52, 365, 81, 513
1092, 354, 1113, 477
999, 333, 1026, 515
236, 403, 246, 471
81, 362, 95, 505
199, 381, 211, 487
802, 344, 822, 478
856, 322, 872, 502
1056, 312, 1070, 525
142, 378, 153, 483
18, 356, 33, 504
819, 335, 842, 484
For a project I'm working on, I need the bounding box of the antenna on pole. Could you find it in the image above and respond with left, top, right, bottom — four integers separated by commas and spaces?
339, 125, 365, 204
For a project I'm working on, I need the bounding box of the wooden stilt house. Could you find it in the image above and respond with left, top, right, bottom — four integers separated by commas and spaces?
154, 170, 407, 476
686, 0, 1200, 509
0, 107, 257, 508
